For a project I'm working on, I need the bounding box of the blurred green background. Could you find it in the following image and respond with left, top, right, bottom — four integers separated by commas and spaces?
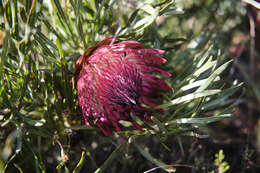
1, 0, 260, 172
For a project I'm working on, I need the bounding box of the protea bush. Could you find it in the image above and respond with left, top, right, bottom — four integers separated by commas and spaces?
0, 0, 244, 172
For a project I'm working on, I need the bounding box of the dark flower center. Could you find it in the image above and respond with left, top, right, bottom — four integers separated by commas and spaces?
106, 67, 142, 108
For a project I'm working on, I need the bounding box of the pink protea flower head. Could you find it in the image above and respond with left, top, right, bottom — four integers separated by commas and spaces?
74, 36, 171, 135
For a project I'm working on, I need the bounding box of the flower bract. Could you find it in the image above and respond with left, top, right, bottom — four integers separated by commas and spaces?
74, 36, 171, 135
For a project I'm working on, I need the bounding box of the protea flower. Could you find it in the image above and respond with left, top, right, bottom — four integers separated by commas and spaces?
74, 36, 171, 135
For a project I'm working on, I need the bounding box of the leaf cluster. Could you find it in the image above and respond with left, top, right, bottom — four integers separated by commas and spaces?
0, 0, 243, 172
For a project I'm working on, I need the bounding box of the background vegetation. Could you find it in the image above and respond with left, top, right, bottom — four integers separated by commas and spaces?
0, 0, 259, 172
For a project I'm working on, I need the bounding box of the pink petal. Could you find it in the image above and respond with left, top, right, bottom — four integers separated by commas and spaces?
140, 65, 172, 77
142, 74, 171, 90
127, 54, 167, 65
140, 96, 159, 107
137, 48, 165, 55
97, 122, 111, 135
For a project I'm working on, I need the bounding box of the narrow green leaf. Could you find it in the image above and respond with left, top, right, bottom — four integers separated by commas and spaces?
192, 56, 216, 80
74, 0, 87, 48
27, 0, 36, 25
133, 16, 153, 30
194, 31, 212, 50
236, 63, 260, 104
156, 90, 221, 108
40, 13, 64, 40
202, 83, 242, 110
196, 60, 233, 92
140, 4, 155, 15
22, 117, 46, 127
196, 44, 214, 67
128, 9, 139, 24
89, 0, 96, 12
4, 1, 12, 29
94, 145, 123, 173
53, 0, 67, 22
175, 114, 231, 124
182, 131, 209, 138
13, 163, 24, 173
133, 7, 159, 32
3, 127, 22, 172
53, 0, 76, 42
10, 0, 17, 32
23, 139, 46, 173
56, 161, 65, 170
135, 144, 175, 172
36, 31, 58, 51
69, 0, 76, 10
151, 116, 167, 135
176, 137, 184, 156
1, 113, 13, 127
34, 35, 60, 66
161, 8, 184, 16
181, 77, 220, 91
242, 0, 260, 9
56, 38, 64, 59
0, 31, 9, 78
72, 151, 86, 173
